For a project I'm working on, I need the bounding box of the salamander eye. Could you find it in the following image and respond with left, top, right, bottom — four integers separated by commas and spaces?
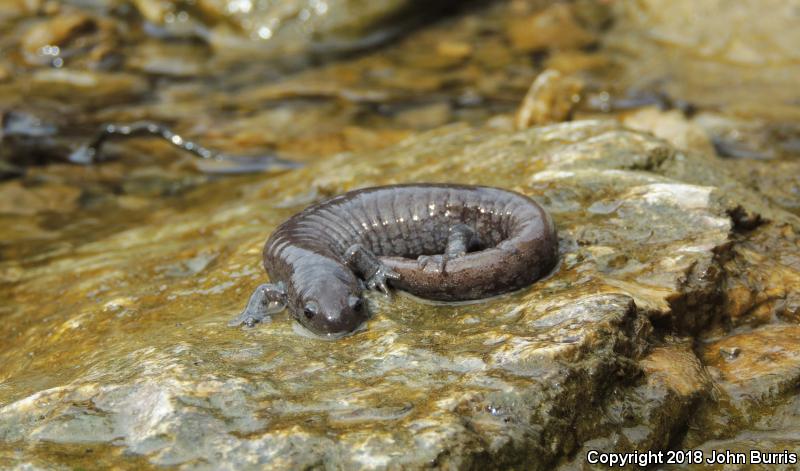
303, 303, 318, 319
348, 295, 363, 311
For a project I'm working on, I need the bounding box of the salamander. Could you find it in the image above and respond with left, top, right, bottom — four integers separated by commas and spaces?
229, 184, 558, 337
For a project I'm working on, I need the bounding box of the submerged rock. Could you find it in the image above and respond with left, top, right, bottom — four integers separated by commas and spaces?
4, 121, 797, 468
133, 0, 463, 59
601, 0, 800, 119
506, 3, 596, 53
28, 69, 149, 107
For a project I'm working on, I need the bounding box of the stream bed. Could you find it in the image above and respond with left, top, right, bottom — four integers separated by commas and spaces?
1, 1, 799, 469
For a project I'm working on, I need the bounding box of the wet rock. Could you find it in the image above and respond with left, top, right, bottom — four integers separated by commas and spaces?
602, 0, 800, 116
611, 0, 800, 66
622, 108, 716, 156
0, 122, 766, 468
27, 69, 149, 107
126, 41, 208, 77
560, 340, 712, 469
435, 39, 472, 61
0, 0, 798, 466
0, 180, 81, 215
727, 160, 800, 215
717, 224, 800, 328
0, 160, 24, 180
515, 69, 583, 129
693, 113, 800, 161
135, 0, 462, 59
699, 325, 800, 422
0, 110, 70, 166
544, 50, 610, 75
0, 0, 43, 20
21, 12, 93, 64
130, 0, 546, 151
675, 234, 800, 453
394, 102, 452, 129
506, 3, 596, 53
719, 346, 741, 361
158, 251, 218, 277
19, 10, 120, 69
0, 63, 11, 82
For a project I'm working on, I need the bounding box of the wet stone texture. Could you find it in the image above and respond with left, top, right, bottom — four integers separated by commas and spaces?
1, 0, 800, 468
133, 0, 464, 60
3, 121, 798, 469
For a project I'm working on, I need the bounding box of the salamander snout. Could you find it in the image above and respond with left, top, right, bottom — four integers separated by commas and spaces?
298, 288, 367, 336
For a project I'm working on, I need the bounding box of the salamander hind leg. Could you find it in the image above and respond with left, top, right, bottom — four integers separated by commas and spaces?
229, 282, 287, 328
445, 224, 480, 257
417, 224, 480, 274
345, 244, 400, 295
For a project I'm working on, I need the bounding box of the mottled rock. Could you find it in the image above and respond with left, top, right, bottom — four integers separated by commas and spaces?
435, 39, 472, 61
603, 0, 800, 117
28, 69, 148, 106
394, 102, 452, 129
0, 63, 11, 82
126, 41, 208, 77
134, 0, 461, 58
20, 13, 93, 64
611, 0, 800, 65
0, 122, 760, 469
623, 108, 716, 156
672, 324, 800, 454
716, 224, 800, 328
701, 325, 800, 414
544, 50, 610, 75
694, 113, 800, 162
560, 340, 713, 470
507, 3, 596, 53
0, 0, 43, 20
516, 69, 583, 129
19, 10, 120, 69
1, 0, 798, 467
727, 160, 800, 214
0, 180, 81, 215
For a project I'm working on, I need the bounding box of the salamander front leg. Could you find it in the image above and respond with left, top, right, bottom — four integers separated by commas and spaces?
418, 224, 480, 274
345, 244, 400, 295
229, 282, 287, 328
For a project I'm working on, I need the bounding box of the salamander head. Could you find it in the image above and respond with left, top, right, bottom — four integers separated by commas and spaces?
291, 266, 366, 337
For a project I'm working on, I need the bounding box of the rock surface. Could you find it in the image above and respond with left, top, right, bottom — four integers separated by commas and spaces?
1, 0, 800, 469
605, 0, 800, 107
133, 0, 462, 59
3, 121, 798, 469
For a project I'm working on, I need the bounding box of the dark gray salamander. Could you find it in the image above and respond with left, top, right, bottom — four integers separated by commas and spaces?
230, 184, 558, 337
